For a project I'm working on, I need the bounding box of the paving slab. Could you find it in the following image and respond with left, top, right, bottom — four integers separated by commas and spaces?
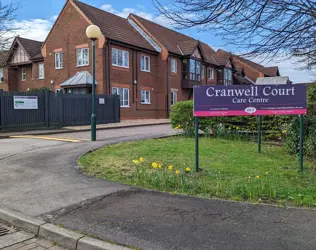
0, 231, 34, 249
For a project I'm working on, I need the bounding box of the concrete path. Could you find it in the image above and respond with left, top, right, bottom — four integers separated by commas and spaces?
45, 190, 316, 250
0, 124, 175, 217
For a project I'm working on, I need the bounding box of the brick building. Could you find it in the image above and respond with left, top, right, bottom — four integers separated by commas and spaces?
3, 0, 281, 119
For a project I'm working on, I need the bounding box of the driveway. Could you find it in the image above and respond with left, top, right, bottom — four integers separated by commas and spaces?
0, 124, 175, 216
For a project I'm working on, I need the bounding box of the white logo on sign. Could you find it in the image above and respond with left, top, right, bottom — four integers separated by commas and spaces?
245, 107, 256, 114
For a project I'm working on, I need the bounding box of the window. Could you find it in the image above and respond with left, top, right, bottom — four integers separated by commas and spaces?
224, 68, 232, 86
208, 68, 214, 80
76, 48, 89, 67
112, 87, 129, 107
55, 52, 63, 69
38, 63, 45, 79
0, 67, 3, 82
66, 88, 85, 94
171, 91, 177, 105
21, 68, 26, 81
140, 55, 150, 72
189, 59, 201, 81
141, 90, 150, 104
201, 66, 205, 78
171, 58, 177, 73
112, 48, 129, 68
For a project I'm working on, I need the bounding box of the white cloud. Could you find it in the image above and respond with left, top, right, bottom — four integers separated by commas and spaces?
10, 18, 53, 42
100, 4, 173, 27
252, 56, 315, 83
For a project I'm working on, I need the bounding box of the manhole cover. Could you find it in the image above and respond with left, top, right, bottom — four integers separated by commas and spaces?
0, 223, 15, 237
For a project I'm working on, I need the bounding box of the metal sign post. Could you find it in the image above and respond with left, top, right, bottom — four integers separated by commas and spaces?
299, 115, 304, 172
195, 116, 199, 172
258, 115, 262, 153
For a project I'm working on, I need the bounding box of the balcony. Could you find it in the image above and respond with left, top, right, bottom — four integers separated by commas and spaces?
181, 79, 202, 89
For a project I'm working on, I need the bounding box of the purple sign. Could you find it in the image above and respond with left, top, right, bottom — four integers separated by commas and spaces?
194, 85, 307, 117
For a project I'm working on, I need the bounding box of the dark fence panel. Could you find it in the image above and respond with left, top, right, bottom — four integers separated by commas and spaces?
0, 90, 120, 131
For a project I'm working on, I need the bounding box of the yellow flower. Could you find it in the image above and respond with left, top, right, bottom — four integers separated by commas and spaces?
282, 130, 287, 135
256, 175, 260, 179
158, 164, 162, 169
140, 157, 144, 162
175, 170, 180, 175
175, 125, 181, 129
168, 165, 173, 170
152, 162, 158, 168
265, 171, 269, 175
133, 160, 140, 165
185, 167, 191, 172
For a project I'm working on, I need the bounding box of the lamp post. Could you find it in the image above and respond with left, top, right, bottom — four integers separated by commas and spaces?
86, 25, 101, 141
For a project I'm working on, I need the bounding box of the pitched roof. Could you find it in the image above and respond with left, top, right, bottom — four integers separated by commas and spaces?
131, 14, 202, 56
212, 49, 231, 66
60, 71, 97, 87
232, 55, 279, 77
17, 37, 43, 59
72, 0, 155, 52
199, 42, 217, 65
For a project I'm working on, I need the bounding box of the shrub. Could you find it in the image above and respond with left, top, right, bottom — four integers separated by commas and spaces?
285, 116, 316, 159
27, 87, 52, 92
170, 100, 194, 136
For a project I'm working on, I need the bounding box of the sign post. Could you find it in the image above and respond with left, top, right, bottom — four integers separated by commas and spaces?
195, 116, 199, 172
193, 85, 307, 171
299, 115, 304, 172
258, 115, 262, 153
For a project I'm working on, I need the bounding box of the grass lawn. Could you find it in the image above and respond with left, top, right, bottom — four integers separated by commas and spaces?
79, 137, 316, 207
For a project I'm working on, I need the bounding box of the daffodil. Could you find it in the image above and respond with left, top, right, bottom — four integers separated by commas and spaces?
256, 175, 260, 179
158, 164, 162, 169
175, 170, 180, 175
168, 165, 173, 170
152, 162, 158, 168
265, 171, 269, 175
185, 167, 191, 172
133, 160, 140, 165
282, 130, 287, 134
175, 125, 181, 129
140, 157, 144, 162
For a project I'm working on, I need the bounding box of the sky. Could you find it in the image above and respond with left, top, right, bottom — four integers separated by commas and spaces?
3, 0, 314, 83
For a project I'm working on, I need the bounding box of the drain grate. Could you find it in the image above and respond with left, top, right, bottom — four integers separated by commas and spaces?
0, 223, 15, 237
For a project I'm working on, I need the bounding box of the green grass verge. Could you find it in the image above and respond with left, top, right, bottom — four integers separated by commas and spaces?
78, 137, 316, 207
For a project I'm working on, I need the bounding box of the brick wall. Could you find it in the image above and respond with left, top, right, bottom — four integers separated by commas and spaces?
43, 1, 106, 94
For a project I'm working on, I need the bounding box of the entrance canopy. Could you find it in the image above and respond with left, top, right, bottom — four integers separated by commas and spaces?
60, 71, 97, 87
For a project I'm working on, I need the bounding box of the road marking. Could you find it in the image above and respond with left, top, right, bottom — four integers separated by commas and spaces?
9, 135, 85, 143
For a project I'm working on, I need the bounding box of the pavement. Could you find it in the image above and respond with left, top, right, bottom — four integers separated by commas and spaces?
0, 124, 175, 216
2, 123, 316, 249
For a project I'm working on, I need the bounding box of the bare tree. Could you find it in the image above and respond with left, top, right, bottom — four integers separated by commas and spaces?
154, 0, 316, 69
0, 0, 20, 51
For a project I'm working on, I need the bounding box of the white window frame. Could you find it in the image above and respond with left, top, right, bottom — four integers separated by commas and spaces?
21, 68, 26, 81
141, 90, 151, 104
140, 55, 150, 72
171, 90, 177, 105
112, 48, 129, 68
112, 87, 130, 107
76, 48, 89, 67
55, 52, 63, 69
208, 68, 214, 80
38, 63, 45, 79
171, 58, 177, 73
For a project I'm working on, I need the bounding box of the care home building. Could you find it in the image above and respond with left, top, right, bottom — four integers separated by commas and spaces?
2, 0, 282, 119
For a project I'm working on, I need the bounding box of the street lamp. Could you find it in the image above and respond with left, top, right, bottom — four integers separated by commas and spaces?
86, 24, 101, 141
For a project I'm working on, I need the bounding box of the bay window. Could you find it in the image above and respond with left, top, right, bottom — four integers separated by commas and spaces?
190, 59, 201, 81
